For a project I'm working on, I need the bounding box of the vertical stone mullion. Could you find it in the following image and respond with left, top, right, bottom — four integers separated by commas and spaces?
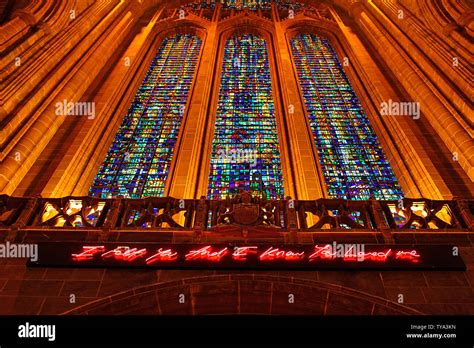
0, 1, 139, 195
369, 0, 471, 135
1, 1, 121, 156
331, 8, 447, 199
53, 8, 166, 197
351, 3, 473, 183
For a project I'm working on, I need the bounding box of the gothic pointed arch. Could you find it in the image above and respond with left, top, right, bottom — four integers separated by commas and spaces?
196, 18, 294, 199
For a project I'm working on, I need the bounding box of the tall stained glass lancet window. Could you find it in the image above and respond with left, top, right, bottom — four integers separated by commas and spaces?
89, 34, 202, 198
207, 34, 284, 200
291, 33, 403, 200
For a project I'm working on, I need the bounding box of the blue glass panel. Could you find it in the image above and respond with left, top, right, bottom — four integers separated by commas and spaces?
89, 34, 202, 198
291, 33, 403, 200
208, 34, 284, 199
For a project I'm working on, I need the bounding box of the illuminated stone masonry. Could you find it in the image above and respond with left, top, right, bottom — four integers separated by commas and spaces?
0, 0, 473, 319
1, 193, 471, 232
2, 0, 472, 203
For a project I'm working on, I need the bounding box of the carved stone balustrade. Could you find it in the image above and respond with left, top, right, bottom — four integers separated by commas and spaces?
0, 193, 472, 236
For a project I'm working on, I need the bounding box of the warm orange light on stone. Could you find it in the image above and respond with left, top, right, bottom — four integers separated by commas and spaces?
0, 0, 472, 200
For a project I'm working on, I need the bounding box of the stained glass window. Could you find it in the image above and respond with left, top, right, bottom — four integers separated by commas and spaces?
89, 34, 202, 198
179, 1, 306, 18
276, 0, 306, 11
221, 0, 272, 10
290, 33, 403, 200
208, 34, 284, 200
185, 0, 304, 10
181, 0, 271, 11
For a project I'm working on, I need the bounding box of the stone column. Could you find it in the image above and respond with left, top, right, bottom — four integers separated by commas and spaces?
371, 0, 471, 125
329, 6, 450, 199
349, 1, 473, 183
0, 0, 140, 195
41, 5, 166, 197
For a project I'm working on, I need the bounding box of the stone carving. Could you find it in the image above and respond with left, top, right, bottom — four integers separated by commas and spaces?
214, 189, 277, 228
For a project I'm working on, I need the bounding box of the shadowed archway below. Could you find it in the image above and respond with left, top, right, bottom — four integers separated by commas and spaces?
62, 274, 423, 315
